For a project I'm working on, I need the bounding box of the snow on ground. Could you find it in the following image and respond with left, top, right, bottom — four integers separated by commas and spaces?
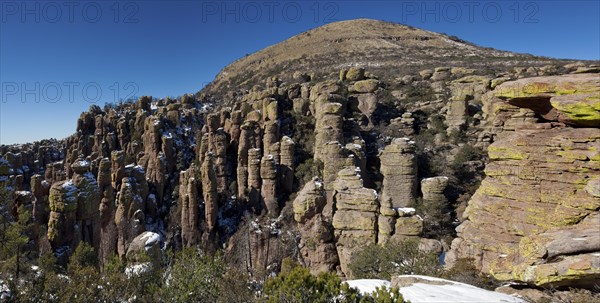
125, 263, 151, 278
346, 275, 526, 303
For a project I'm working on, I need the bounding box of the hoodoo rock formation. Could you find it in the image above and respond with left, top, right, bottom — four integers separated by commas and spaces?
1, 19, 598, 295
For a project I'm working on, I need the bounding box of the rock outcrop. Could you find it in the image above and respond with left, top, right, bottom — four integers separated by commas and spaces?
115, 165, 148, 258
421, 177, 448, 208
332, 167, 379, 276
380, 138, 417, 208
98, 158, 117, 265
293, 178, 338, 274
448, 73, 600, 288
30, 174, 49, 225
47, 181, 79, 252
493, 73, 599, 127
71, 159, 101, 250
201, 154, 218, 233
260, 155, 279, 217
180, 164, 200, 246
237, 121, 262, 201
312, 81, 346, 162
125, 231, 162, 274
279, 136, 295, 195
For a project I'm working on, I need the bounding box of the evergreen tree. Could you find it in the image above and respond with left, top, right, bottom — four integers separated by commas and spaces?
0, 187, 34, 280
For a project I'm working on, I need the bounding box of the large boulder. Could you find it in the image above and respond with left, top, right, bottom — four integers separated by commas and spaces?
447, 127, 600, 288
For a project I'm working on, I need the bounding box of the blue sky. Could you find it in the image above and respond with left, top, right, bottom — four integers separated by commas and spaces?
1, 0, 599, 144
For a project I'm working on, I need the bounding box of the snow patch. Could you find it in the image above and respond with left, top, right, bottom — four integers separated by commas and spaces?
394, 275, 526, 303
350, 276, 525, 302
397, 208, 416, 216
0, 279, 10, 300
314, 180, 323, 188
139, 231, 161, 248
76, 160, 90, 167
16, 191, 31, 197
61, 180, 77, 194
125, 263, 151, 278
423, 176, 449, 182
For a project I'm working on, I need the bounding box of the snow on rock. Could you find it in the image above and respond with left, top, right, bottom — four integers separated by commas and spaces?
140, 231, 160, 246
348, 276, 525, 303
397, 207, 416, 216
393, 275, 526, 303
15, 191, 31, 197
423, 176, 449, 182
76, 159, 90, 167
61, 180, 77, 192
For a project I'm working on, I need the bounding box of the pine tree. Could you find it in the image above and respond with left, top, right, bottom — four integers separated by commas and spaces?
0, 187, 34, 280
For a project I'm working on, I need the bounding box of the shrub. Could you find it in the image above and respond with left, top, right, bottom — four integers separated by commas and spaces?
260, 265, 356, 303
161, 248, 255, 303
441, 258, 499, 290
411, 197, 452, 239
295, 158, 323, 188
260, 264, 406, 303
349, 238, 442, 280
452, 144, 484, 169
451, 144, 485, 182
69, 242, 98, 270
362, 286, 404, 303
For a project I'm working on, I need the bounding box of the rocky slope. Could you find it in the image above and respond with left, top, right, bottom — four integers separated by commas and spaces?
1, 19, 598, 292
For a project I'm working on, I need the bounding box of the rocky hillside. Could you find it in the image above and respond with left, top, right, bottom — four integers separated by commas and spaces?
1, 18, 599, 301
202, 19, 571, 100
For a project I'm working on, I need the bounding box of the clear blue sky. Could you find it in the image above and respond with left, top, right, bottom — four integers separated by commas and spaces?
1, 0, 599, 144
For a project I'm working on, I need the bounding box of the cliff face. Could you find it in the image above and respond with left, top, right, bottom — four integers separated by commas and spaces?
0, 19, 598, 287
447, 74, 600, 288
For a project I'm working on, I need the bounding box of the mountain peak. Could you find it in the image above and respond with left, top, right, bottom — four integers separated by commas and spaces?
201, 18, 561, 98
